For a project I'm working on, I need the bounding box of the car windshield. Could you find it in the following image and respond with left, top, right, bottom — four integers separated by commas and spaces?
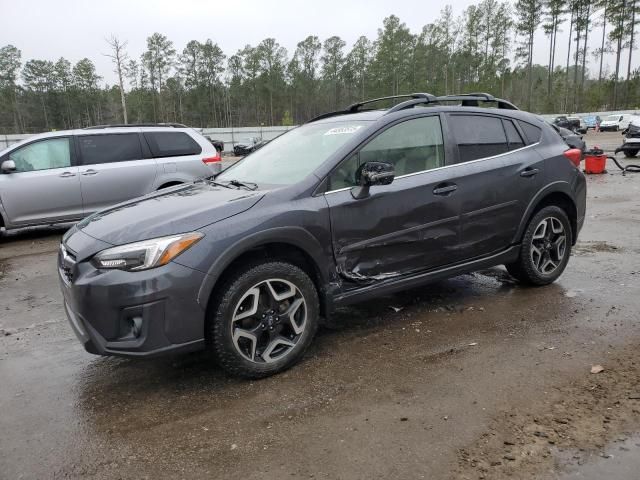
218, 121, 370, 185
606, 115, 620, 121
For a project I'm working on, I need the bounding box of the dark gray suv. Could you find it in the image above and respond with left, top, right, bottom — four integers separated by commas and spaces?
59, 93, 587, 378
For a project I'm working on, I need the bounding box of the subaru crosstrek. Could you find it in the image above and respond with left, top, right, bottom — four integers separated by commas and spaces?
59, 93, 587, 378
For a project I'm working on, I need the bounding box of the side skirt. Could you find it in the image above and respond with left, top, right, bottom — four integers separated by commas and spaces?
332, 245, 521, 308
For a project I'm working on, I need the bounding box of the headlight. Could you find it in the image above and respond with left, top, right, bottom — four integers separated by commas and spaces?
92, 232, 203, 271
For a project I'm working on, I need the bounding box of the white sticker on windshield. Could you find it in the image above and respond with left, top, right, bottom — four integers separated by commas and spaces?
324, 125, 363, 136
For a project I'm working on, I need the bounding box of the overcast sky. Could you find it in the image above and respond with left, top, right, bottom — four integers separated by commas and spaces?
0, 0, 632, 86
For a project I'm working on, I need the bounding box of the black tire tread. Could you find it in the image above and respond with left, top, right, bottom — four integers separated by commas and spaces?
208, 261, 319, 379
506, 206, 572, 286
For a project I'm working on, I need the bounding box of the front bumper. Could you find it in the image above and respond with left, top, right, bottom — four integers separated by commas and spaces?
615, 138, 640, 154
58, 242, 208, 358
599, 124, 618, 131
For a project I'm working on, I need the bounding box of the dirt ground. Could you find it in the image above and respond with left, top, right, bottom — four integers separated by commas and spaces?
1, 131, 640, 479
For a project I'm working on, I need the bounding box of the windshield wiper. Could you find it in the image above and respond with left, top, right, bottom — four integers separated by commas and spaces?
201, 177, 235, 189
201, 177, 258, 191
224, 179, 259, 191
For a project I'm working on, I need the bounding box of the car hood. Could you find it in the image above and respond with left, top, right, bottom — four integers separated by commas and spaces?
601, 120, 617, 125
74, 182, 265, 245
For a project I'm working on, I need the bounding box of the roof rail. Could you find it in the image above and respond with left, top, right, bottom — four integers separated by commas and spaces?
385, 93, 519, 114
308, 92, 519, 123
345, 93, 436, 113
83, 122, 188, 130
306, 93, 436, 123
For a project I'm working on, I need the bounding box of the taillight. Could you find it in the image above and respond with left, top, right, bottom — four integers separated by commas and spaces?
563, 148, 582, 167
202, 153, 221, 165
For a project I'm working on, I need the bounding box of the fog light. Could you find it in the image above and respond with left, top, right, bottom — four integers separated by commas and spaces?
131, 316, 143, 338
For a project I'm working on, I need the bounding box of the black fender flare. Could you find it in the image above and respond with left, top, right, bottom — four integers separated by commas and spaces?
512, 181, 577, 244
197, 226, 331, 309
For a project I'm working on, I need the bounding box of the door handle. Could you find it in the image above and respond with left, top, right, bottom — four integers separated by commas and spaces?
59, 172, 76, 178
82, 169, 98, 176
520, 168, 539, 178
433, 184, 458, 195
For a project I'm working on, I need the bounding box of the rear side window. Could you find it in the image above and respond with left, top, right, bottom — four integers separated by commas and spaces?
503, 120, 525, 150
78, 134, 142, 165
143, 132, 202, 157
517, 121, 542, 144
449, 115, 508, 162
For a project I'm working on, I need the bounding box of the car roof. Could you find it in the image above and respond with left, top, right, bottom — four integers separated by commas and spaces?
310, 105, 543, 125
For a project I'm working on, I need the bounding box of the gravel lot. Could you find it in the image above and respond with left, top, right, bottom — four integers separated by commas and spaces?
1, 131, 640, 479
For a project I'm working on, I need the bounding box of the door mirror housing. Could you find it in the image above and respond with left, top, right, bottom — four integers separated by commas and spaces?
1, 159, 16, 174
351, 161, 395, 199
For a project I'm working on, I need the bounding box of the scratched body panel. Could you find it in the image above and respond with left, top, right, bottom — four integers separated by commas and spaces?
325, 165, 466, 280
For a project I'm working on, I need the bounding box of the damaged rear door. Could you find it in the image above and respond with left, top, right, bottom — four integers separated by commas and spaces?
324, 114, 464, 281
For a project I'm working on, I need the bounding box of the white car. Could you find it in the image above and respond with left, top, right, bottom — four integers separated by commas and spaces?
599, 114, 632, 132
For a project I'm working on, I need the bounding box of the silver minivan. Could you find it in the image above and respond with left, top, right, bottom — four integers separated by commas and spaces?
0, 125, 221, 232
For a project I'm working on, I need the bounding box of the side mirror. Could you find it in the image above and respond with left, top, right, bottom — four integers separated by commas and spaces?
351, 161, 394, 199
1, 159, 16, 174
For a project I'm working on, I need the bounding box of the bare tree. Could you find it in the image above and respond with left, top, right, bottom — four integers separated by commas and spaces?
105, 35, 129, 124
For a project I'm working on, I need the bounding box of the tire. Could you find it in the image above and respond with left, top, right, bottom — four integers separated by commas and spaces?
505, 206, 573, 286
208, 261, 319, 378
624, 149, 638, 158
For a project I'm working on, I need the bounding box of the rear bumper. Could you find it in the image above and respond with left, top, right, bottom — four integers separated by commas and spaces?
59, 253, 208, 358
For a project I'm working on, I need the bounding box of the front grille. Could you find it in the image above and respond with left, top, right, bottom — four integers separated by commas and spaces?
59, 244, 77, 284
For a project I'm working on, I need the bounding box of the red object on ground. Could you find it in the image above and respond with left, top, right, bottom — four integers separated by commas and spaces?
583, 146, 607, 174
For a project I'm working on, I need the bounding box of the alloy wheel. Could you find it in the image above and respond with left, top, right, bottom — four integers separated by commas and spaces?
231, 279, 307, 363
530, 217, 567, 275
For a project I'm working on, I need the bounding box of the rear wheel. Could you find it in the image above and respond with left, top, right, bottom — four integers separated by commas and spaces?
624, 149, 638, 158
506, 206, 572, 286
208, 261, 319, 378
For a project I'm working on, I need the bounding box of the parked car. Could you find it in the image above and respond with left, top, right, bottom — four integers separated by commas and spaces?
616, 116, 640, 157
233, 137, 269, 156
599, 114, 632, 131
59, 93, 586, 378
550, 123, 586, 153
0, 124, 220, 232
553, 115, 580, 131
583, 115, 601, 130
205, 136, 225, 153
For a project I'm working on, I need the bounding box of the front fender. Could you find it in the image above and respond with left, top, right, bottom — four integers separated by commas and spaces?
196, 226, 332, 309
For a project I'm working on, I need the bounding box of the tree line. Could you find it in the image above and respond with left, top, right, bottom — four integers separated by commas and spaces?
1, 0, 640, 134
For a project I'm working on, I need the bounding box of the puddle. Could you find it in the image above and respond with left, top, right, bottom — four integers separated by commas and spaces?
556, 434, 640, 479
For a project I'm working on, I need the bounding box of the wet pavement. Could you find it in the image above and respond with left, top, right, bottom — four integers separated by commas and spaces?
1, 131, 640, 479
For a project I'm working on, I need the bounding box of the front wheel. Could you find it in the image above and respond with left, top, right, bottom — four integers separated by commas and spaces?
505, 206, 573, 286
624, 149, 639, 158
208, 261, 319, 378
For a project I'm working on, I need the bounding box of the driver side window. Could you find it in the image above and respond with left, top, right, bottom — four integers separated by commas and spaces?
328, 116, 444, 190
9, 138, 71, 172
